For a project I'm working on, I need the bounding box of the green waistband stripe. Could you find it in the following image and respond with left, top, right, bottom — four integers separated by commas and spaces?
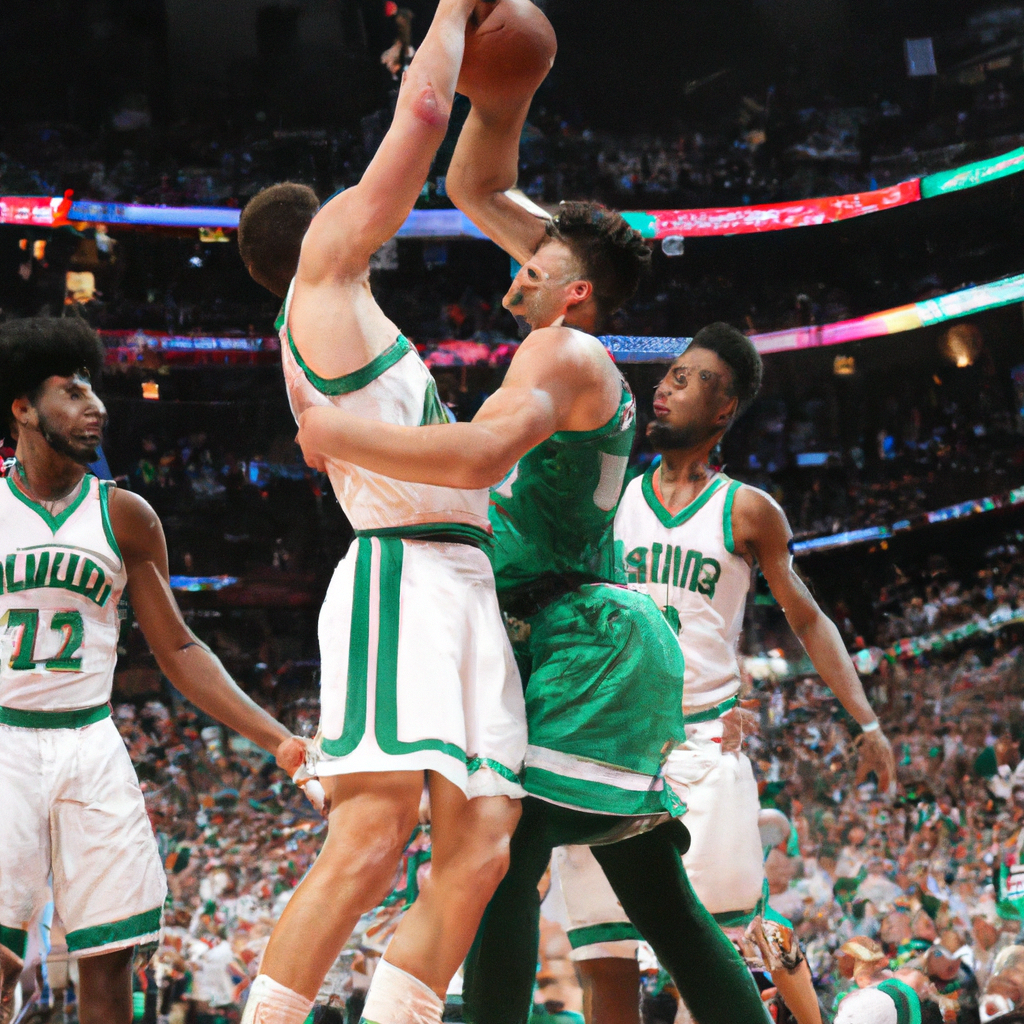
354, 522, 492, 547
66, 907, 162, 953
683, 696, 738, 725
567, 922, 642, 949
0, 924, 28, 959
0, 703, 111, 729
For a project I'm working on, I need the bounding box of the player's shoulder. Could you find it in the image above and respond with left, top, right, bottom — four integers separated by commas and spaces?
729, 479, 791, 541
106, 486, 163, 547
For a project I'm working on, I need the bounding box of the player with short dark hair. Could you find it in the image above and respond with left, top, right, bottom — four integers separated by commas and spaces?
557, 322, 894, 1024
237, 4, 532, 1023
0, 317, 306, 1024
294, 8, 773, 1021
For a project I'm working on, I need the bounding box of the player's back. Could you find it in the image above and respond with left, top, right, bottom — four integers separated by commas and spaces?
489, 380, 636, 607
279, 280, 491, 539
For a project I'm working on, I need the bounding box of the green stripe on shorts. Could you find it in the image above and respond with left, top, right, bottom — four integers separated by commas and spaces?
467, 757, 523, 786
374, 537, 466, 763
0, 703, 110, 729
0, 924, 28, 958
568, 922, 641, 949
321, 538, 372, 757
66, 906, 162, 953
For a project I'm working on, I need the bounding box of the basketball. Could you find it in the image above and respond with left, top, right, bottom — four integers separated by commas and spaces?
458, 0, 557, 107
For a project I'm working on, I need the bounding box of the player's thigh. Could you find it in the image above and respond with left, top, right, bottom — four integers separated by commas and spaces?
552, 845, 638, 962
51, 720, 166, 956
0, 726, 51, 958
666, 736, 763, 914
426, 770, 520, 877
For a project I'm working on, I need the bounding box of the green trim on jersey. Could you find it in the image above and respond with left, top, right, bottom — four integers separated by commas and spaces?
421, 377, 449, 425
0, 703, 111, 729
320, 539, 372, 758
0, 924, 28, 959
550, 385, 634, 443
374, 537, 467, 761
640, 466, 727, 530
285, 324, 413, 397
567, 922, 641, 949
66, 906, 162, 953
6, 474, 91, 535
354, 522, 492, 548
98, 480, 123, 564
722, 479, 741, 555
875, 979, 922, 1024
683, 695, 738, 725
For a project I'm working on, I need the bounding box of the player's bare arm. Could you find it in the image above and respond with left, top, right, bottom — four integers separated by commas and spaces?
732, 485, 896, 792
446, 2, 556, 264
107, 487, 305, 777
296, 326, 619, 488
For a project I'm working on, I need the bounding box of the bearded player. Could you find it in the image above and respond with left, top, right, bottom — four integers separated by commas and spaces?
555, 323, 896, 1024
295, 5, 773, 1021
0, 317, 307, 1024
236, 3, 537, 1022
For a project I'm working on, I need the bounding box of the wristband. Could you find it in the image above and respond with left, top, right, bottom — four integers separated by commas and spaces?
859, 720, 880, 734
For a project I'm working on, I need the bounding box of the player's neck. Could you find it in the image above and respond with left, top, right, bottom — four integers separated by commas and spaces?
656, 448, 716, 513
13, 436, 87, 503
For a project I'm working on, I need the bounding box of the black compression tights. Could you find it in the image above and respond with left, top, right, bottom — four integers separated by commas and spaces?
462, 797, 768, 1024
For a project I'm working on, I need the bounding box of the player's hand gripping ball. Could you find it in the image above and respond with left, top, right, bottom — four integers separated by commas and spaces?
458, 0, 557, 107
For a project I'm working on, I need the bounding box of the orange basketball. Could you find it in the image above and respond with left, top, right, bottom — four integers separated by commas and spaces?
458, 0, 557, 107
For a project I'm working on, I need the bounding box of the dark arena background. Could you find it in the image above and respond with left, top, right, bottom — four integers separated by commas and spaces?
3, 0, 1024, 1021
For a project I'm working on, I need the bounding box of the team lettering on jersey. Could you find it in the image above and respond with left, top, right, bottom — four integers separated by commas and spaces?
622, 543, 722, 600
1, 548, 115, 608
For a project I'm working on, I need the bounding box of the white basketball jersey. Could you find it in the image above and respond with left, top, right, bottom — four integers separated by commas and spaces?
279, 281, 490, 535
0, 474, 126, 711
615, 466, 750, 712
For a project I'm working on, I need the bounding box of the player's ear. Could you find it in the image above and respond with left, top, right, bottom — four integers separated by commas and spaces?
716, 394, 738, 428
11, 395, 37, 430
568, 278, 592, 305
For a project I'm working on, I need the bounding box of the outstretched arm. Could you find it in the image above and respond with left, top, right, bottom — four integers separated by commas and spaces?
109, 489, 305, 776
734, 487, 896, 793
300, 0, 479, 281
446, 100, 550, 265
297, 328, 591, 488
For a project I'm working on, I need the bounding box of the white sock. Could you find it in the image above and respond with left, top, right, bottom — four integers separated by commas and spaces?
361, 958, 444, 1024
239, 974, 314, 1024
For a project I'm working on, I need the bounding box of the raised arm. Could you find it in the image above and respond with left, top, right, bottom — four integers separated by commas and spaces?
296, 327, 607, 488
109, 489, 305, 775
446, 101, 550, 265
733, 487, 896, 793
446, 0, 556, 263
299, 0, 479, 281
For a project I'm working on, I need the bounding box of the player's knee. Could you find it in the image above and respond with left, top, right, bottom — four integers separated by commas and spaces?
322, 830, 409, 908
439, 828, 514, 894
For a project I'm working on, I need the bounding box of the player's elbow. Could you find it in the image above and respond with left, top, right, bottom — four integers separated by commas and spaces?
461, 444, 515, 490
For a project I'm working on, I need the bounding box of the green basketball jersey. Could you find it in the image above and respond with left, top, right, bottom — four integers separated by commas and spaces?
488, 383, 636, 600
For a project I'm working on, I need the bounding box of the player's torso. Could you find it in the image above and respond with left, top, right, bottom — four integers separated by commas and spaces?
0, 474, 127, 711
279, 279, 491, 536
615, 466, 750, 711
488, 382, 636, 599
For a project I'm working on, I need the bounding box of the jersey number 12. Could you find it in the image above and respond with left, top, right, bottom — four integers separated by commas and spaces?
7, 609, 85, 672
